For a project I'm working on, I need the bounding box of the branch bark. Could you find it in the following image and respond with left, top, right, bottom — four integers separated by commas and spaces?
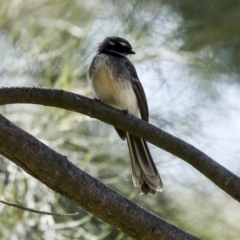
0, 87, 240, 203
0, 113, 198, 240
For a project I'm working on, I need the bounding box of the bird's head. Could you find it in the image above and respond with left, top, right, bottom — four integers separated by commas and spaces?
97, 36, 135, 55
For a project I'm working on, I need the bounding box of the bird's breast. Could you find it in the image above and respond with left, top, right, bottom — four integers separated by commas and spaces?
90, 55, 139, 117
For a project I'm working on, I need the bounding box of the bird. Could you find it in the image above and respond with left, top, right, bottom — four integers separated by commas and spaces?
88, 36, 163, 194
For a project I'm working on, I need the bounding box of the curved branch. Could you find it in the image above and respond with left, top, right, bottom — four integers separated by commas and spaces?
0, 86, 240, 204
0, 114, 198, 240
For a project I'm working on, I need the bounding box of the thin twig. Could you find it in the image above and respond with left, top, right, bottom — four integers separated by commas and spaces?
0, 199, 79, 216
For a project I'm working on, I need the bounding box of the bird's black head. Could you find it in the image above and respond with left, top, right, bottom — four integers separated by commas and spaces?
97, 36, 135, 55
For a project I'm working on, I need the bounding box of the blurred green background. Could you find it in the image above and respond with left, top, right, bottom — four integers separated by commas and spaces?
0, 0, 240, 239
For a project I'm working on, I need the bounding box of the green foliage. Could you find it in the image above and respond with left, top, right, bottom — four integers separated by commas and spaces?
167, 0, 240, 76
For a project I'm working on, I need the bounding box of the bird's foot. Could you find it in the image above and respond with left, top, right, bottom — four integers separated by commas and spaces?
94, 98, 101, 102
121, 109, 129, 115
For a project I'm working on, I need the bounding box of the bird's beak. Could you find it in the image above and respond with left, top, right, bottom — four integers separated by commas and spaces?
129, 50, 135, 54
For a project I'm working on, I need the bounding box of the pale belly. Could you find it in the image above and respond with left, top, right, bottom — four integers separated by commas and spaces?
90, 60, 139, 117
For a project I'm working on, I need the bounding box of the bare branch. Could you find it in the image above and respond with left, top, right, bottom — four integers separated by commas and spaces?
0, 86, 239, 203
0, 113, 198, 240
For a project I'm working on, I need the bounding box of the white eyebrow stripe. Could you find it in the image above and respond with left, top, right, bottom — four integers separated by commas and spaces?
109, 41, 116, 45
119, 41, 129, 47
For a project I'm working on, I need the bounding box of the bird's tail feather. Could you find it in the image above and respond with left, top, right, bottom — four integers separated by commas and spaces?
126, 133, 163, 194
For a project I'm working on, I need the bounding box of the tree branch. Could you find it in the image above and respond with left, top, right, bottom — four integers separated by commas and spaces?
0, 86, 239, 203
0, 113, 198, 240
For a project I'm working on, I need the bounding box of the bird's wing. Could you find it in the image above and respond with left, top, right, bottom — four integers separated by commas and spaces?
125, 60, 149, 122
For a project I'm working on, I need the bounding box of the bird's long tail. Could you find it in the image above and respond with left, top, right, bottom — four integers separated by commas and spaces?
126, 133, 163, 194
